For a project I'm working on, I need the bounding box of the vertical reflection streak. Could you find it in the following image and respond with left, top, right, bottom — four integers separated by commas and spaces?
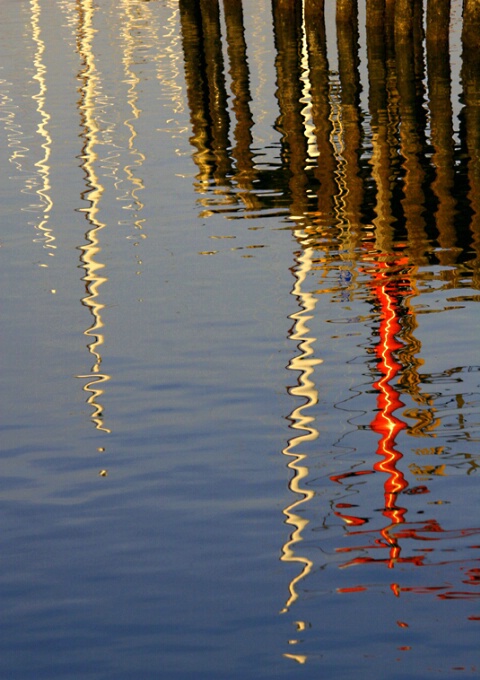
76, 0, 111, 434
370, 262, 408, 567
30, 0, 55, 259
119, 0, 146, 242
223, 0, 259, 210
281, 241, 322, 613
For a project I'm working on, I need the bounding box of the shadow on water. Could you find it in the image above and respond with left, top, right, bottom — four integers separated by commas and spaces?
179, 0, 480, 672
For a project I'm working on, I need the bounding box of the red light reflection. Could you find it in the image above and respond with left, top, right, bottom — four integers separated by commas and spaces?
331, 253, 480, 603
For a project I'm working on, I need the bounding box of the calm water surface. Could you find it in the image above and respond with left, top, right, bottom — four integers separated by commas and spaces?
1, 0, 479, 677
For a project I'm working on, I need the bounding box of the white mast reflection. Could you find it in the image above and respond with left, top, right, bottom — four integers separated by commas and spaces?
281, 240, 322, 615
30, 0, 55, 261
76, 0, 111, 434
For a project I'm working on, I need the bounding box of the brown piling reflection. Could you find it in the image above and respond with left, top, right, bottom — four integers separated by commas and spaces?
426, 0, 457, 266
304, 0, 337, 231
334, 0, 364, 256
366, 0, 396, 252
394, 2, 430, 265
272, 0, 309, 218
179, 0, 231, 189
223, 0, 259, 210
461, 8, 480, 284
462, 0, 480, 54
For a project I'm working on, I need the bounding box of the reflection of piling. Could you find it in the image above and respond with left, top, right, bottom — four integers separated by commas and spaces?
366, 0, 395, 252
179, 0, 231, 185
394, 0, 413, 38
272, 0, 308, 216
366, 0, 384, 28
223, 0, 258, 204
394, 5, 430, 265
463, 0, 480, 53
336, 0, 356, 24
426, 0, 457, 265
335, 0, 364, 253
461, 10, 480, 282
305, 0, 337, 230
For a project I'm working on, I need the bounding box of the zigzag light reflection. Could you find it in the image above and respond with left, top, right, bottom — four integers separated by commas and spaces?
333, 257, 414, 576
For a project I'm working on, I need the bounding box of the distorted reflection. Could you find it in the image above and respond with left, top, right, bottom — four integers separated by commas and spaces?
177, 0, 480, 659
2, 0, 55, 259
118, 0, 147, 248
76, 0, 111, 433
30, 0, 55, 261
281, 243, 321, 614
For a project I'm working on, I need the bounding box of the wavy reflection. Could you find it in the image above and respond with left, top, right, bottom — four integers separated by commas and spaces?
30, 0, 55, 261
76, 0, 111, 434
333, 255, 410, 571
118, 0, 147, 248
176, 0, 480, 628
1, 1, 55, 258
281, 242, 322, 614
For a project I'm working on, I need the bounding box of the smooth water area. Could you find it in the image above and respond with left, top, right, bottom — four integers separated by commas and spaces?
1, 0, 479, 677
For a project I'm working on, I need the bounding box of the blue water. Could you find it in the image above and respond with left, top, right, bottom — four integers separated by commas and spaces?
0, 0, 479, 677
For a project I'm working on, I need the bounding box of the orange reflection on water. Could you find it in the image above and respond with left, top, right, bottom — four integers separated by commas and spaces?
370, 257, 409, 564
333, 254, 412, 570
332, 250, 480, 602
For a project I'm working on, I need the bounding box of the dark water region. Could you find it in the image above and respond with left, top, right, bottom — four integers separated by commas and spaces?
0, 0, 479, 677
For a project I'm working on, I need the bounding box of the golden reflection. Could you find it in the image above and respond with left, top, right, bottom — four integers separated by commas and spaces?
76, 0, 111, 434
118, 0, 147, 246
179, 0, 232, 194
223, 0, 260, 211
30, 0, 55, 261
281, 242, 322, 614
174, 0, 480, 619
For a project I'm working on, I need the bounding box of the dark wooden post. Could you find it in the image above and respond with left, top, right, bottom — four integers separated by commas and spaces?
461, 2, 480, 284
463, 0, 480, 52
304, 0, 337, 231
223, 0, 258, 207
395, 3, 429, 264
366, 0, 385, 29
336, 0, 364, 253
272, 0, 309, 216
426, 0, 457, 265
337, 0, 356, 24
179, 0, 232, 186
366, 0, 395, 252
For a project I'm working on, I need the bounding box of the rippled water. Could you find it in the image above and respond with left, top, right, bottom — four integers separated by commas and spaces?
1, 0, 479, 677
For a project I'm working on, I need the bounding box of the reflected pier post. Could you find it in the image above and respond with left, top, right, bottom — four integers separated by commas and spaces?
272, 0, 309, 217
426, 0, 457, 265
304, 0, 337, 230
366, 0, 396, 252
223, 0, 259, 208
461, 0, 480, 283
336, 0, 364, 255
179, 0, 232, 187
394, 0, 430, 265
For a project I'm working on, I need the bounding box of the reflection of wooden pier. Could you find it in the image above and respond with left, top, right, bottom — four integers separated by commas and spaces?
179, 0, 480, 620
179, 0, 480, 276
